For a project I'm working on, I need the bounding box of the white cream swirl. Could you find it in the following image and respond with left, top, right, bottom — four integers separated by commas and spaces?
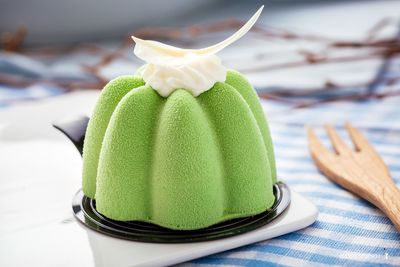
132, 6, 264, 97
136, 53, 226, 97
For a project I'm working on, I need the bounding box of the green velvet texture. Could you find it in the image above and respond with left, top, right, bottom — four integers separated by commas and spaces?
225, 70, 277, 183
81, 70, 277, 230
82, 76, 145, 198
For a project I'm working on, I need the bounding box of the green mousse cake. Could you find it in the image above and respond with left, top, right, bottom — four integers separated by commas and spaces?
81, 6, 278, 230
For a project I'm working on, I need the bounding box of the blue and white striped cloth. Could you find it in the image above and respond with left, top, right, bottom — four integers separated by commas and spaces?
183, 55, 400, 265
185, 97, 400, 265
1, 51, 400, 266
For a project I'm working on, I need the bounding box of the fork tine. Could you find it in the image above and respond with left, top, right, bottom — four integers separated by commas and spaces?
306, 126, 336, 160
324, 124, 352, 155
345, 123, 372, 151
345, 122, 391, 177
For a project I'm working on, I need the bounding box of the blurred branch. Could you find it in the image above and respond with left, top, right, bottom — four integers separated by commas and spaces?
1, 27, 27, 52
1, 16, 400, 109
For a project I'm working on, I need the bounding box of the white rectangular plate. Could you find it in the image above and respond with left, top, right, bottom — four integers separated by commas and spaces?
0, 187, 317, 267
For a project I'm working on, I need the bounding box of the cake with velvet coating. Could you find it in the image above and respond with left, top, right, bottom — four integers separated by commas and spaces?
81, 6, 277, 230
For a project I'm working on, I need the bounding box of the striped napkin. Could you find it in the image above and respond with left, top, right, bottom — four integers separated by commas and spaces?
187, 120, 400, 266
185, 74, 400, 265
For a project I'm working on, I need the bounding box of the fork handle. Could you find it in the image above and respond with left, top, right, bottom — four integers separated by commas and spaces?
373, 183, 400, 232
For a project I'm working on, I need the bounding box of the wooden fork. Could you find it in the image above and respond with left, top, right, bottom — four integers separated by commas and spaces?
307, 123, 400, 231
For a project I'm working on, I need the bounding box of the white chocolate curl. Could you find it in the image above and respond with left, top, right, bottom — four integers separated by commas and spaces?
132, 6, 264, 97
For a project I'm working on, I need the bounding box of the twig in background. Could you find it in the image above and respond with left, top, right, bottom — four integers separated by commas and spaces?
238, 50, 388, 73
1, 17, 400, 109
366, 17, 395, 41
258, 89, 400, 109
366, 22, 400, 95
1, 27, 27, 52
